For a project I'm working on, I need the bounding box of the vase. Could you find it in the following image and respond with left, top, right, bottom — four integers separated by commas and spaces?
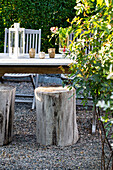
29, 48, 35, 58
48, 48, 55, 58
39, 52, 45, 59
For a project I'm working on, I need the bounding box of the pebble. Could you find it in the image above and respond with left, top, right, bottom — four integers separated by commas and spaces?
0, 80, 102, 169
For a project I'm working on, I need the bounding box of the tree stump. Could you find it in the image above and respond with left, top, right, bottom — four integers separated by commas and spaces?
0, 84, 16, 146
35, 86, 79, 146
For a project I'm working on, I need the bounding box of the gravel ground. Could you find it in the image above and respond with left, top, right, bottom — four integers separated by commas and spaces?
0, 79, 102, 170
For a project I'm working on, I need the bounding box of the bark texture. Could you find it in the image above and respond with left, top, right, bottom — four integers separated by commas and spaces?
35, 86, 79, 146
0, 84, 16, 146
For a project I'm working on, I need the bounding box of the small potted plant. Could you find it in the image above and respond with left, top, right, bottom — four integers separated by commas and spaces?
50, 26, 71, 57
49, 27, 59, 58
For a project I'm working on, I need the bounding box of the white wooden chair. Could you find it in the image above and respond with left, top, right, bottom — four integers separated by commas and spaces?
61, 31, 93, 80
2, 28, 41, 109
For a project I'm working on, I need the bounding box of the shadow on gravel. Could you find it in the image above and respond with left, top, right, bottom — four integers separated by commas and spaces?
13, 134, 37, 144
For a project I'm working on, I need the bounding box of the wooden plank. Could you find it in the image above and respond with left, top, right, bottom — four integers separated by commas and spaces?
0, 53, 72, 74
4, 28, 7, 53
30, 34, 31, 49
1, 78, 32, 82
35, 34, 37, 53
25, 29, 40, 34
26, 34, 29, 53
0, 59, 72, 66
33, 34, 34, 48
38, 29, 41, 53
23, 28, 25, 54
0, 66, 70, 74
15, 99, 33, 103
15, 94, 33, 97
76, 103, 93, 107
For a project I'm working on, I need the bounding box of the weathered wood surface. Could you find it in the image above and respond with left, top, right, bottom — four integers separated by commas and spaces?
0, 84, 16, 146
0, 53, 72, 74
35, 86, 79, 146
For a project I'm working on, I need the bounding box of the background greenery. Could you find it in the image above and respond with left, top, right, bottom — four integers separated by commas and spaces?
0, 0, 76, 53
62, 1, 113, 168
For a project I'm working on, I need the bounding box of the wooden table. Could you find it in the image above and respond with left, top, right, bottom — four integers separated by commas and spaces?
0, 53, 72, 76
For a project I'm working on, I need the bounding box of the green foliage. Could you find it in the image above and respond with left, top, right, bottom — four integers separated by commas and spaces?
59, 27, 69, 48
0, 0, 76, 52
52, 1, 113, 167
66, 1, 113, 105
63, 1, 113, 167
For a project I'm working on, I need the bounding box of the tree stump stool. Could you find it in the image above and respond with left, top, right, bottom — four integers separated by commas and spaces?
0, 84, 16, 146
35, 86, 79, 146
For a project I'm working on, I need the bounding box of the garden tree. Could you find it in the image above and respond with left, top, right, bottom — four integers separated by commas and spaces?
58, 0, 113, 169
0, 0, 76, 52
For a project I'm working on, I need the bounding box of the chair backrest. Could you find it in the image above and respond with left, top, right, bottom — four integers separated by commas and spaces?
68, 32, 102, 55
4, 28, 41, 54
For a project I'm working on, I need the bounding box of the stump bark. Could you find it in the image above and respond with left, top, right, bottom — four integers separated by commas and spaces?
35, 86, 79, 146
0, 84, 16, 146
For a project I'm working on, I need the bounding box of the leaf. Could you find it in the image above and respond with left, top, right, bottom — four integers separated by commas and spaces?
97, 0, 103, 6
105, 0, 109, 7
67, 18, 70, 23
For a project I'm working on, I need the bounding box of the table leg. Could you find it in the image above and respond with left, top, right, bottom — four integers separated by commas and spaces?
92, 106, 96, 134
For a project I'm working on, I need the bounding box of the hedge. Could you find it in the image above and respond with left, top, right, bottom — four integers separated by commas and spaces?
0, 0, 76, 53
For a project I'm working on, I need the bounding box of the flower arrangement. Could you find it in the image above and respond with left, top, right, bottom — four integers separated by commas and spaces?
50, 26, 70, 54
50, 27, 58, 34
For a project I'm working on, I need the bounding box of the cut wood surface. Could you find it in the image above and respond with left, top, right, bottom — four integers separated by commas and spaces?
0, 84, 16, 146
35, 86, 79, 146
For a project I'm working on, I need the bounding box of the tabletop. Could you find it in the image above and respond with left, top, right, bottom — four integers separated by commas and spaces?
0, 53, 73, 75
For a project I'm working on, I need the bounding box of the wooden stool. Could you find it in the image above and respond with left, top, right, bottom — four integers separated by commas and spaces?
0, 84, 16, 146
35, 86, 79, 146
